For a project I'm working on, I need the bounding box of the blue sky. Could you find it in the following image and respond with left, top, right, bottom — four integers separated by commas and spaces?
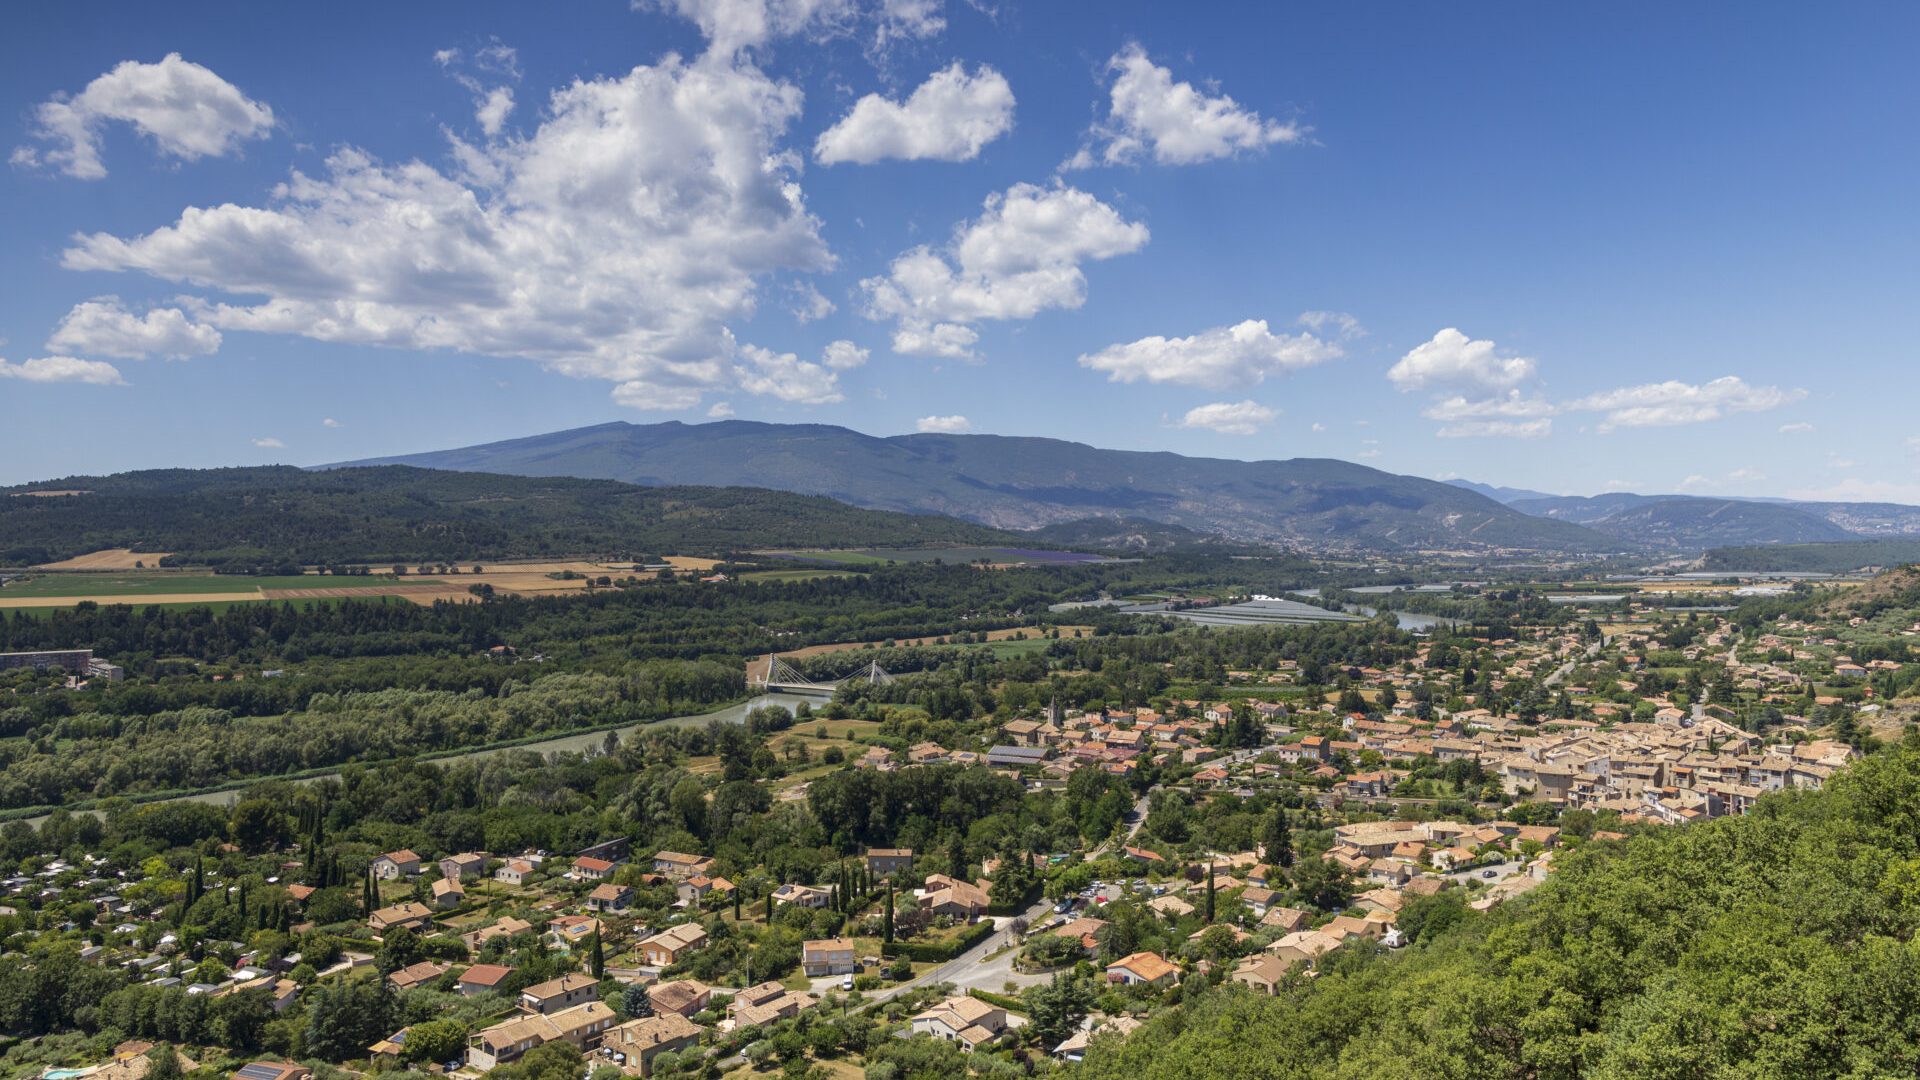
4, 1, 1918, 500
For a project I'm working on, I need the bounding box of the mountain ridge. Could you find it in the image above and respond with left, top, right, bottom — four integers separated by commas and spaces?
327, 420, 1627, 554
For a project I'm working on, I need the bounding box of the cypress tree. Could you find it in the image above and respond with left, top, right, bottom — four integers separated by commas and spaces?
884, 885, 894, 944
590, 927, 605, 979
1264, 808, 1295, 869
1205, 862, 1216, 923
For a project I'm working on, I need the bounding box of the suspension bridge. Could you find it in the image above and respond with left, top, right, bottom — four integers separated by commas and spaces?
753, 654, 896, 696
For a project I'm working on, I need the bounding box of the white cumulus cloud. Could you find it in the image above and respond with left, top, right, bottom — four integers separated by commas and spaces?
1297, 310, 1364, 338
437, 42, 521, 138
251, 436, 285, 448
1434, 418, 1552, 439
1079, 318, 1340, 389
0, 356, 126, 385
16, 54, 273, 180
46, 297, 221, 360
874, 0, 945, 50
1778, 421, 1814, 434
322, 417, 342, 427
816, 63, 1013, 165
890, 321, 977, 359
1178, 400, 1276, 436
1567, 376, 1804, 432
862, 182, 1147, 357
1389, 328, 1536, 393
707, 400, 735, 417
62, 53, 832, 412
646, 0, 856, 55
915, 414, 971, 433
1067, 44, 1303, 168
821, 340, 869, 369
734, 341, 845, 404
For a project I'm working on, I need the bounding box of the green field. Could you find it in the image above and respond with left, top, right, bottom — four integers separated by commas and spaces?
0, 573, 407, 598
741, 569, 864, 583
771, 546, 1084, 566
979, 637, 1055, 658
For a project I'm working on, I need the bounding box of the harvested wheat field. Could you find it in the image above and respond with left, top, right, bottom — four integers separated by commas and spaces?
0, 591, 263, 609
666, 556, 722, 571
35, 548, 175, 570
262, 582, 478, 604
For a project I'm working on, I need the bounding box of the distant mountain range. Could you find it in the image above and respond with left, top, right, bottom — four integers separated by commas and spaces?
1443, 479, 1562, 504
330, 421, 1623, 555
1448, 482, 1920, 550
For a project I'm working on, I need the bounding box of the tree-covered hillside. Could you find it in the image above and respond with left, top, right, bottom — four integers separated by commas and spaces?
1074, 740, 1920, 1079
1705, 539, 1920, 573
0, 466, 1022, 567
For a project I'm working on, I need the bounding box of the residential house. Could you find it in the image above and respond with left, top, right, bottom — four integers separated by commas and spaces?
1051, 1016, 1141, 1064
647, 979, 712, 1018
1230, 954, 1294, 995
801, 937, 856, 977
864, 849, 913, 876
651, 851, 714, 880
910, 995, 1007, 1052
439, 853, 489, 881
1105, 951, 1179, 987
368, 902, 434, 935
1051, 916, 1109, 956
462, 916, 533, 951
1266, 929, 1342, 972
727, 982, 816, 1030
388, 960, 451, 992
370, 850, 421, 881
676, 875, 731, 907
600, 1013, 703, 1077
569, 856, 618, 883
1001, 719, 1043, 745
639, 923, 709, 967
467, 1001, 615, 1071
457, 964, 516, 996
586, 883, 635, 914
773, 883, 833, 909
919, 875, 990, 920
430, 877, 465, 909
546, 915, 602, 951
520, 973, 600, 1016
494, 859, 537, 887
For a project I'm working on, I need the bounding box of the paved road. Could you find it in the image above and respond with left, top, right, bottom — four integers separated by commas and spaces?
854, 892, 1056, 1012
1543, 638, 1605, 688
1098, 795, 1152, 856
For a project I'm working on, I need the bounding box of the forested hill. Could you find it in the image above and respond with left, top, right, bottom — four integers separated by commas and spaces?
1074, 740, 1920, 1079
0, 466, 1023, 567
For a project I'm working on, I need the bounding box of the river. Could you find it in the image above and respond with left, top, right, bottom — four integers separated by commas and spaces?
21, 692, 821, 830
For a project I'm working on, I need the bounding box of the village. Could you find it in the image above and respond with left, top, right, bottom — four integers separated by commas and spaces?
1, 574, 1907, 1080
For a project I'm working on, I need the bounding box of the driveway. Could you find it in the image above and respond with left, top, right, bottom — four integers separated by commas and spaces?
855, 893, 1055, 1012
1449, 859, 1522, 886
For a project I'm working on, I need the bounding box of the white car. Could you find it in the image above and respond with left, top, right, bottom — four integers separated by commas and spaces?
841, 975, 855, 991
